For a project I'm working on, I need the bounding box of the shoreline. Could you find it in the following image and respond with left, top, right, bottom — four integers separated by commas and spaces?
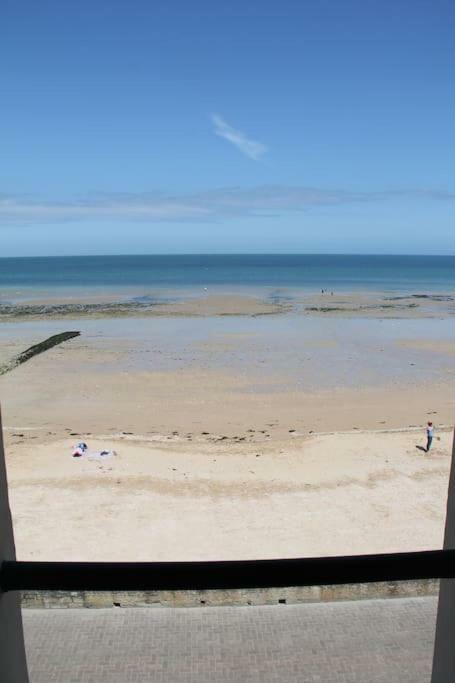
1, 289, 455, 320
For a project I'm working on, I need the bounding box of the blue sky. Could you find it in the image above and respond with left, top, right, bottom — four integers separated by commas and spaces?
1, 0, 454, 255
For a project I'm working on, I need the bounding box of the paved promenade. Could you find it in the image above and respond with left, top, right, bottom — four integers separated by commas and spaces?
23, 596, 436, 682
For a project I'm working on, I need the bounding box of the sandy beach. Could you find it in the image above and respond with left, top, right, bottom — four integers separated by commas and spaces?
1, 291, 454, 561
5, 429, 452, 561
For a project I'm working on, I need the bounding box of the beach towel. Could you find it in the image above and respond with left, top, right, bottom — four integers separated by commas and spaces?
72, 442, 116, 459
87, 450, 117, 461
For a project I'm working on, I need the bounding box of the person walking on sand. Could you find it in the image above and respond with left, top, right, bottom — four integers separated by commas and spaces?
426, 422, 434, 452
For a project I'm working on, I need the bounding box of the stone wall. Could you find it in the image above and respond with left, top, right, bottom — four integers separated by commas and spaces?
21, 578, 439, 609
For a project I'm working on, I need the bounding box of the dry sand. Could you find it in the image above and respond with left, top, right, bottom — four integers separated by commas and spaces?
6, 429, 452, 561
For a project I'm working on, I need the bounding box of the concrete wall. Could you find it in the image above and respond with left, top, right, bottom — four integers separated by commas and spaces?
0, 408, 29, 682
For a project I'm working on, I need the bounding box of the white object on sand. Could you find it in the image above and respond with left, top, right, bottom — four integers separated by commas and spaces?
87, 450, 117, 461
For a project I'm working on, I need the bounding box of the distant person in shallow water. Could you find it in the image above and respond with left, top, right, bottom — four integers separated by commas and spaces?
426, 422, 434, 452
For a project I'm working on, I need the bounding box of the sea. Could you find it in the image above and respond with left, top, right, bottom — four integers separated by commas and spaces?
1, 254, 455, 301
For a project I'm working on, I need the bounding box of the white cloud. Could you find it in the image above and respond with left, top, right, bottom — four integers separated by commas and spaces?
211, 114, 267, 160
0, 186, 453, 226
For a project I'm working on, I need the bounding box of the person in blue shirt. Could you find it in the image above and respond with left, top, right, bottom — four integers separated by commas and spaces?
426, 422, 434, 452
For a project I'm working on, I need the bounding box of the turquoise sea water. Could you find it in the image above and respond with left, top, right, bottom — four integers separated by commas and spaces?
1, 254, 454, 297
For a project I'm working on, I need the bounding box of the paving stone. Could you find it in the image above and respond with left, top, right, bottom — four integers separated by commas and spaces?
23, 596, 437, 682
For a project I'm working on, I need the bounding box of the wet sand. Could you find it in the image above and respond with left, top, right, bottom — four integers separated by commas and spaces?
0, 294, 288, 320
1, 290, 455, 320
1, 313, 455, 439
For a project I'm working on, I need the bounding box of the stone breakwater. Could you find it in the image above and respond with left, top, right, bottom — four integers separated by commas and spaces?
0, 331, 80, 376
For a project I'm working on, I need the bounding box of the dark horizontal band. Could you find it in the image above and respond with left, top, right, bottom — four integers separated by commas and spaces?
1, 549, 454, 593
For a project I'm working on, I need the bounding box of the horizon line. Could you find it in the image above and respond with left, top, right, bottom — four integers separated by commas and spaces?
1, 252, 455, 259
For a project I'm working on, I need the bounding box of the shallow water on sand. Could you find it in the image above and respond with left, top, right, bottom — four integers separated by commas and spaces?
2, 314, 454, 392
